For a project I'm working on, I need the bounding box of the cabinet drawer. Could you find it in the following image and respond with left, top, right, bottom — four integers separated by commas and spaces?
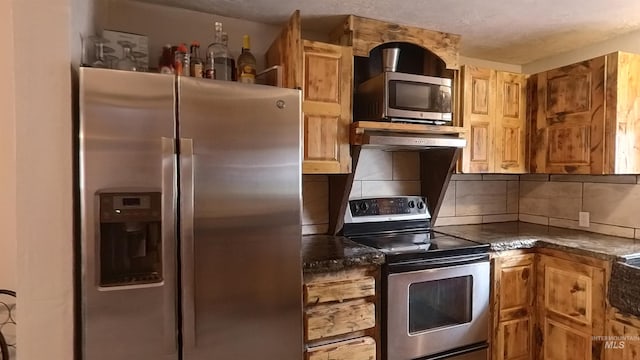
305, 300, 375, 341
306, 336, 376, 360
304, 276, 375, 305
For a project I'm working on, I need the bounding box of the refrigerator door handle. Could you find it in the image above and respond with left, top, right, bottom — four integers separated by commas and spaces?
161, 136, 178, 353
180, 137, 196, 348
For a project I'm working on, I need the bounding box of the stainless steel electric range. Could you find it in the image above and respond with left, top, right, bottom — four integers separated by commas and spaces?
343, 196, 491, 360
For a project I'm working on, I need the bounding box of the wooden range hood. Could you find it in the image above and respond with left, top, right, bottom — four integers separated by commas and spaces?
327, 121, 466, 235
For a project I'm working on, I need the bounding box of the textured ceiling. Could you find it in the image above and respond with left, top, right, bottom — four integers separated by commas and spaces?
135, 0, 640, 64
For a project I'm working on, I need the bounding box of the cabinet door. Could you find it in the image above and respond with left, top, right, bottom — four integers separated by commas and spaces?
493, 254, 534, 360
536, 255, 606, 360
530, 57, 606, 174
608, 320, 640, 360
302, 40, 353, 174
495, 72, 526, 173
265, 10, 302, 89
461, 66, 496, 173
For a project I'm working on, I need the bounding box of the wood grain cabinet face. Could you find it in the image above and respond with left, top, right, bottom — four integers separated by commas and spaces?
267, 11, 353, 174
461, 66, 526, 173
529, 52, 640, 174
606, 319, 640, 360
303, 267, 378, 359
302, 40, 353, 174
536, 254, 606, 360
492, 254, 535, 360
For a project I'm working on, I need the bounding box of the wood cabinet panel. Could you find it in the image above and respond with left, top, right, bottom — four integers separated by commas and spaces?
543, 318, 591, 360
606, 313, 640, 360
304, 276, 375, 305
529, 52, 640, 174
267, 12, 353, 174
498, 317, 533, 360
496, 71, 526, 172
500, 262, 534, 316
301, 40, 352, 174
461, 66, 495, 173
460, 66, 526, 173
305, 299, 376, 341
306, 337, 376, 360
536, 254, 606, 360
492, 253, 535, 360
303, 266, 380, 358
530, 57, 606, 174
329, 15, 461, 69
543, 266, 592, 326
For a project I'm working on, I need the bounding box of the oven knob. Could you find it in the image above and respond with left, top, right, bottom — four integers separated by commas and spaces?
417, 201, 425, 210
359, 202, 369, 212
408, 200, 415, 208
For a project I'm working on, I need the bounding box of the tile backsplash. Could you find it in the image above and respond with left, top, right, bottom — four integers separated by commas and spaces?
518, 175, 640, 239
435, 174, 519, 226
302, 151, 640, 239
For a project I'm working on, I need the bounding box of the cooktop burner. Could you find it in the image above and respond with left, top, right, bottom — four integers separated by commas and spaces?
349, 231, 489, 262
343, 196, 490, 263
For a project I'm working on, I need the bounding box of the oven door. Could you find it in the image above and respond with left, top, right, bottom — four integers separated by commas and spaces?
386, 254, 490, 360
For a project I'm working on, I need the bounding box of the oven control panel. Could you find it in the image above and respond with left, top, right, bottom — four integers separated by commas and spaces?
345, 196, 430, 223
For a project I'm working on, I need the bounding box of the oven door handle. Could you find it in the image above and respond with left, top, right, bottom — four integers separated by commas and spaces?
388, 253, 489, 273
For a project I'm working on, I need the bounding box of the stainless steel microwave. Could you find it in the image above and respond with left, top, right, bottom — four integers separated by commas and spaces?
355, 71, 453, 124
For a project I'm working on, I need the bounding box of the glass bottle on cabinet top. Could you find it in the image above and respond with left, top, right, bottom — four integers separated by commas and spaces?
90, 37, 109, 68
116, 40, 138, 72
237, 35, 257, 84
206, 21, 233, 81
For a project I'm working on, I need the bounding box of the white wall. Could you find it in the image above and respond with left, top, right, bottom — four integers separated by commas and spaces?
105, 0, 281, 72
12, 0, 75, 358
0, 0, 17, 292
523, 28, 640, 74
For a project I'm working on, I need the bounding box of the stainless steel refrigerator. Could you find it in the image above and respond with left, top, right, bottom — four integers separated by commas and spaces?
78, 67, 303, 360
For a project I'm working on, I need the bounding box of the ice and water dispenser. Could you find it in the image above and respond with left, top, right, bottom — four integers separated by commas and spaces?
98, 191, 163, 287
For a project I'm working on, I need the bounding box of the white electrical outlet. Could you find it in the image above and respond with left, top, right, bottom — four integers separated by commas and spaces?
579, 211, 590, 227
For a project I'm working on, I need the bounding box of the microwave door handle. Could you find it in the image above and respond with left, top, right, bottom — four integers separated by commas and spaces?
180, 138, 196, 348
161, 137, 178, 353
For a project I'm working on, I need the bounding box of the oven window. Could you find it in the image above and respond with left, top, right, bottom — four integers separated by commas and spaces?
408, 275, 472, 333
389, 80, 452, 113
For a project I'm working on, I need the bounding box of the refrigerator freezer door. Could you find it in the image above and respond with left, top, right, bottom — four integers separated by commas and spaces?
79, 68, 177, 360
178, 77, 303, 360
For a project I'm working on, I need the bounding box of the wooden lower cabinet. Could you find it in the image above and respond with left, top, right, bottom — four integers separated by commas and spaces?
491, 250, 611, 360
606, 312, 640, 360
303, 266, 379, 360
306, 337, 376, 360
492, 252, 535, 360
536, 252, 607, 360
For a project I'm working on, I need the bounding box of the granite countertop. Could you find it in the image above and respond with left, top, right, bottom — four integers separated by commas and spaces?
302, 235, 385, 273
435, 221, 640, 261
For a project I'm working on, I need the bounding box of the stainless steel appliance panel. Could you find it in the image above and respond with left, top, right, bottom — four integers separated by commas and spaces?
79, 68, 177, 360
386, 261, 490, 360
178, 77, 303, 360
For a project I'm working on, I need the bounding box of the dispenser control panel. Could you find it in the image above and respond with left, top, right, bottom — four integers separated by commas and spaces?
100, 192, 161, 222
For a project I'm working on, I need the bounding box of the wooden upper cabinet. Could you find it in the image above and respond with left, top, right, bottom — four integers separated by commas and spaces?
461, 66, 496, 173
267, 11, 353, 174
529, 51, 640, 174
330, 15, 461, 70
496, 71, 527, 173
460, 66, 526, 173
302, 41, 353, 173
